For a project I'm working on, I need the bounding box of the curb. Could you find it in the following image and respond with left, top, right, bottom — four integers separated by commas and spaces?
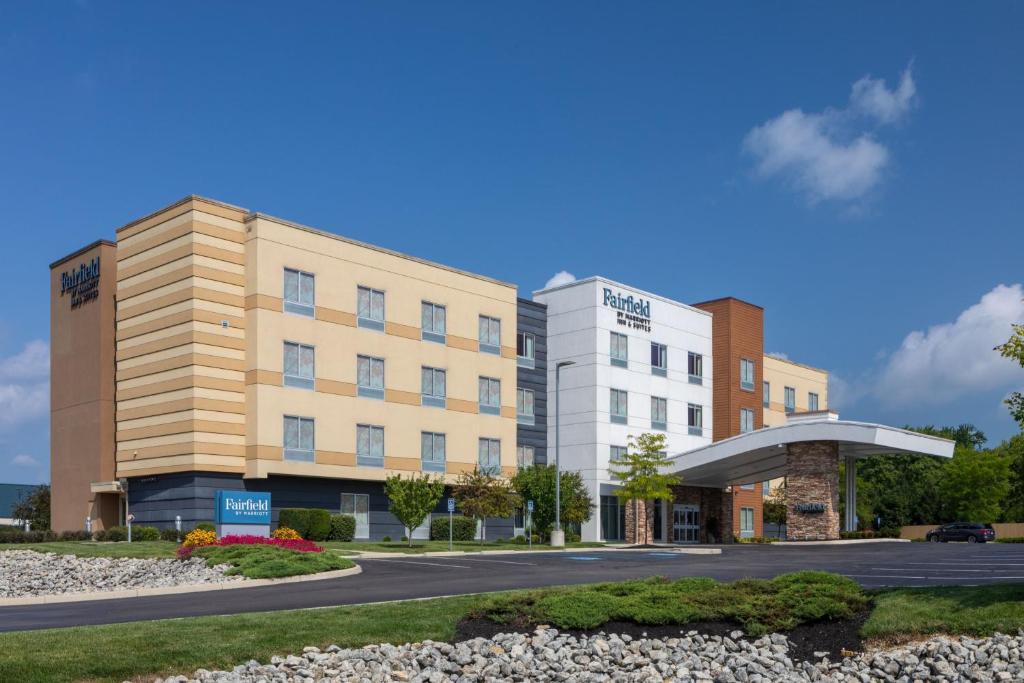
0, 564, 362, 607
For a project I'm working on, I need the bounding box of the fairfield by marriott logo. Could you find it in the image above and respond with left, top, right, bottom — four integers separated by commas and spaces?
603, 287, 652, 332
224, 496, 269, 516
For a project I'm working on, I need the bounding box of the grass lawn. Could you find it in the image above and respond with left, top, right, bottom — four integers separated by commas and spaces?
864, 582, 1024, 642
11, 540, 179, 559
323, 540, 608, 554
192, 544, 355, 579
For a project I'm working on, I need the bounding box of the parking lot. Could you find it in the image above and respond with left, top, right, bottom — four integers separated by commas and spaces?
3, 541, 1023, 632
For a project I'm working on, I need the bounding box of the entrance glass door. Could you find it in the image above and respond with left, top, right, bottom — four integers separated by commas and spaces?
673, 504, 700, 543
341, 493, 369, 538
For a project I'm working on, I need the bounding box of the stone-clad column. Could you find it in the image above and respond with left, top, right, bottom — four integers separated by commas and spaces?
785, 441, 841, 541
624, 499, 653, 544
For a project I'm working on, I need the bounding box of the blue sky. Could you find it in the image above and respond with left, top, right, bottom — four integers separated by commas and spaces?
1, 2, 1022, 484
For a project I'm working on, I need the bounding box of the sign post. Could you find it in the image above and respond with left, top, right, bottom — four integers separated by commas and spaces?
447, 497, 455, 551
126, 513, 134, 543
527, 500, 534, 549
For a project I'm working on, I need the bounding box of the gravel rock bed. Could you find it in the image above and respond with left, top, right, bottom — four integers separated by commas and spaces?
0, 549, 242, 597
156, 627, 1024, 682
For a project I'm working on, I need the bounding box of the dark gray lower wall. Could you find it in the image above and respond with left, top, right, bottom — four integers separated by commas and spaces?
126, 472, 513, 540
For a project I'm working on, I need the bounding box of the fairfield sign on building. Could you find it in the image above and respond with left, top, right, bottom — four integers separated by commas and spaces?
602, 287, 652, 332
60, 257, 101, 309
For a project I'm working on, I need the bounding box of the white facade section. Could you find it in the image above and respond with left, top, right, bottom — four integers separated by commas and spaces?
534, 277, 714, 542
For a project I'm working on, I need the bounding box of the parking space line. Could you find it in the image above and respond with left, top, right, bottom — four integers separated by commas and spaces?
870, 567, 1014, 572
845, 574, 1024, 580
369, 558, 473, 569
458, 557, 538, 566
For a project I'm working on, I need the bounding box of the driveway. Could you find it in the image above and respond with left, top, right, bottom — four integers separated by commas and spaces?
2, 541, 1022, 632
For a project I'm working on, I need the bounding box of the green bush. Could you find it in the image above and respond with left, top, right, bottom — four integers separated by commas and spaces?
430, 515, 476, 541
565, 531, 581, 543
0, 528, 56, 543
997, 537, 1024, 543
305, 509, 331, 541
512, 534, 527, 545
132, 526, 160, 542
381, 535, 392, 542
103, 526, 128, 542
58, 530, 92, 541
531, 534, 540, 544
329, 514, 356, 542
160, 528, 181, 543
191, 544, 354, 579
194, 522, 215, 533
737, 536, 778, 544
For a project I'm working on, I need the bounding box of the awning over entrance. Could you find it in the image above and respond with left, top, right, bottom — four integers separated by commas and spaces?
669, 411, 955, 487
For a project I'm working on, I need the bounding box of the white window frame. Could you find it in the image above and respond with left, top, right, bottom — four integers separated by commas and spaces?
687, 403, 703, 436
808, 392, 819, 412
740, 506, 755, 538
421, 301, 446, 343
610, 445, 628, 462
740, 407, 755, 433
421, 366, 446, 408
283, 341, 315, 390
516, 387, 535, 425
517, 331, 536, 368
516, 445, 535, 469
687, 351, 703, 384
610, 388, 628, 424
478, 438, 501, 475
340, 493, 369, 539
479, 315, 501, 355
478, 376, 501, 415
784, 386, 796, 413
610, 332, 628, 367
763, 381, 770, 408
650, 342, 667, 376
357, 424, 385, 468
740, 358, 755, 391
357, 355, 385, 399
283, 415, 315, 462
421, 431, 446, 473
651, 396, 667, 430
283, 268, 315, 317
357, 286, 386, 330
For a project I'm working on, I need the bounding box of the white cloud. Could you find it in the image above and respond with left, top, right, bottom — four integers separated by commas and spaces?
11, 454, 38, 467
743, 65, 915, 203
874, 284, 1024, 407
766, 351, 790, 360
543, 270, 576, 290
0, 340, 49, 430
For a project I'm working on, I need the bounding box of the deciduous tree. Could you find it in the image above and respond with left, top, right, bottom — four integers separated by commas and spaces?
997, 319, 1024, 430
511, 465, 594, 539
12, 485, 50, 531
939, 447, 1010, 523
384, 474, 446, 547
609, 433, 679, 545
451, 468, 521, 544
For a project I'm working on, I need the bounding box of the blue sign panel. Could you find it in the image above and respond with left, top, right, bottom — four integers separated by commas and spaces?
527, 500, 534, 512
216, 491, 271, 525
447, 497, 456, 513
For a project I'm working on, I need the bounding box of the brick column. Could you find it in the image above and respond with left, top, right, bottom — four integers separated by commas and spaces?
785, 441, 840, 541
623, 499, 654, 544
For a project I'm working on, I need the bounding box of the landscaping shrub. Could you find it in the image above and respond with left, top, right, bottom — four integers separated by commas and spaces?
997, 537, 1024, 543
160, 528, 181, 543
530, 534, 540, 544
194, 522, 215, 533
278, 509, 312, 537
189, 543, 351, 579
329, 514, 356, 542
565, 531, 581, 543
737, 536, 778, 544
0, 528, 56, 543
430, 515, 476, 542
382, 536, 392, 542
306, 509, 332, 541
272, 526, 302, 540
58, 530, 92, 541
103, 526, 129, 542
512, 534, 527, 545
132, 526, 160, 542
93, 529, 107, 542
182, 528, 217, 549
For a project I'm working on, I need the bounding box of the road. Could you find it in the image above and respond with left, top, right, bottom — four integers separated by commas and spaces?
3, 541, 1023, 632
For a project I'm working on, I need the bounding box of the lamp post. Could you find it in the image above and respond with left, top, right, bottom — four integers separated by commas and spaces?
552, 359, 575, 547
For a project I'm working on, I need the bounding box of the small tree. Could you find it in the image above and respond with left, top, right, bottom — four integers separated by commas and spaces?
762, 484, 787, 537
12, 485, 50, 531
452, 467, 521, 544
939, 447, 1011, 523
997, 319, 1024, 430
511, 465, 595, 540
384, 473, 446, 547
610, 433, 679, 545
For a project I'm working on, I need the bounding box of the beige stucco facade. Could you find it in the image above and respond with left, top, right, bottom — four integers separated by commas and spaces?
107, 196, 519, 486
762, 355, 829, 495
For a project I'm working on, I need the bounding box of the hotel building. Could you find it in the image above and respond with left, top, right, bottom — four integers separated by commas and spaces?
762, 355, 830, 495
50, 196, 542, 538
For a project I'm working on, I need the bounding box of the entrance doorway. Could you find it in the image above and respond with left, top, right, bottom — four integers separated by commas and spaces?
673, 504, 700, 543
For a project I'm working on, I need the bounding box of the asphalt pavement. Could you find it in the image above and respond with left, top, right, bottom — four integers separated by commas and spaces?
3, 541, 1023, 632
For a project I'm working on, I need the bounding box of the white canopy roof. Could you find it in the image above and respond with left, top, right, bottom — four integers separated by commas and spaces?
669, 412, 955, 487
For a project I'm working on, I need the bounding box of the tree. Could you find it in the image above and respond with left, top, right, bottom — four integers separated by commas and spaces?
910, 424, 987, 450
511, 465, 594, 539
609, 432, 679, 545
12, 485, 50, 531
993, 434, 1024, 522
451, 467, 521, 544
939, 447, 1011, 523
997, 319, 1024, 430
762, 484, 787, 534
384, 473, 446, 547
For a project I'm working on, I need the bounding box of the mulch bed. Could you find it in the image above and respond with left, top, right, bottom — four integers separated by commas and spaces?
455, 610, 869, 663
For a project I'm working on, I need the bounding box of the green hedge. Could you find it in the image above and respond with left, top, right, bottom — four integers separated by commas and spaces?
160, 528, 181, 543
430, 515, 476, 541
131, 526, 160, 541
278, 508, 332, 540
99, 526, 128, 542
997, 537, 1024, 543
330, 514, 356, 541
0, 528, 57, 543
194, 522, 215, 533
58, 530, 92, 541
736, 536, 778, 544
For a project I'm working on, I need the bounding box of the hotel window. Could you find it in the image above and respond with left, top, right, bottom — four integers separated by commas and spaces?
517, 331, 536, 368
651, 396, 667, 431
784, 386, 796, 413
283, 341, 315, 390
651, 342, 667, 376
763, 381, 770, 408
740, 507, 754, 538
421, 432, 446, 473
763, 481, 771, 496
740, 358, 755, 391
517, 388, 535, 425
610, 389, 628, 424
283, 415, 314, 462
741, 483, 755, 490
687, 403, 703, 437
421, 367, 446, 408
421, 301, 446, 344
357, 424, 385, 467
357, 355, 385, 399
478, 438, 501, 475
357, 286, 385, 330
687, 352, 703, 385
283, 268, 315, 317
479, 315, 501, 355
610, 332, 628, 367
740, 408, 755, 433
517, 445, 535, 469
808, 392, 819, 412
478, 376, 501, 415
340, 493, 369, 539
609, 445, 628, 462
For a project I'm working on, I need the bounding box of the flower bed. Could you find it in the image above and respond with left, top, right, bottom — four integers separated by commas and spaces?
177, 534, 323, 560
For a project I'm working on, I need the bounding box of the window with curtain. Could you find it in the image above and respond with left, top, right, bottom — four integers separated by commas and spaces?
740, 358, 755, 390
357, 424, 384, 467
357, 286, 385, 329
516, 445, 535, 469
421, 301, 446, 342
687, 352, 702, 384
610, 332, 628, 367
357, 355, 385, 399
651, 396, 667, 430
687, 403, 703, 436
283, 415, 314, 462
421, 366, 446, 407
478, 315, 501, 354
516, 388, 535, 424
610, 389, 628, 424
283, 268, 315, 316
650, 342, 667, 375
283, 341, 315, 389
478, 376, 501, 415
784, 386, 796, 412
421, 432, 446, 472
478, 438, 501, 474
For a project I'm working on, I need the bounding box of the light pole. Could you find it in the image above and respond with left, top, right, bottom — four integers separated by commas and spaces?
552, 359, 575, 547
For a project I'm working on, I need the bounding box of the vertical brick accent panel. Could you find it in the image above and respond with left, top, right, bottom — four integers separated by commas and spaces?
623, 499, 654, 544
786, 441, 840, 541
732, 485, 764, 538
669, 485, 734, 544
